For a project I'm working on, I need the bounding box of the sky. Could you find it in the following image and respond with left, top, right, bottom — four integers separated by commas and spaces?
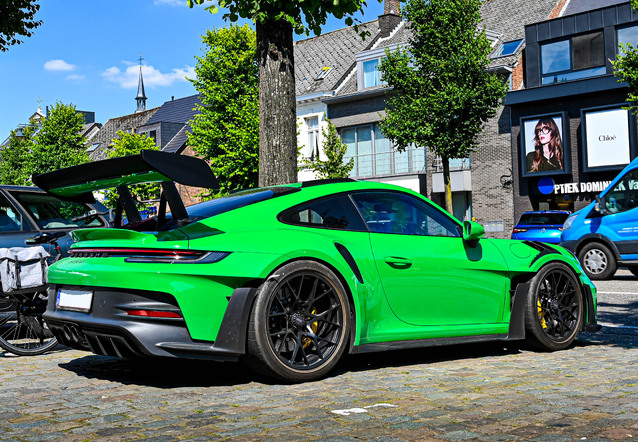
0, 0, 386, 141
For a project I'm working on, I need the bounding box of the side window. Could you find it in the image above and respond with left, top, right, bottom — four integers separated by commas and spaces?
605, 169, 638, 214
351, 192, 461, 237
0, 194, 22, 232
9, 191, 105, 229
279, 195, 367, 231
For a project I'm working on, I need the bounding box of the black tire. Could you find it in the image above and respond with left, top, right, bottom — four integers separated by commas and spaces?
578, 242, 616, 280
0, 293, 58, 356
246, 260, 350, 383
524, 262, 583, 351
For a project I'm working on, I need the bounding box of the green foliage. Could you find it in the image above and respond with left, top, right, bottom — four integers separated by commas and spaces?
380, 0, 507, 158
104, 131, 160, 209
0, 0, 42, 52
379, 0, 507, 212
187, 0, 378, 37
27, 102, 90, 184
188, 24, 259, 196
613, 0, 638, 113
303, 118, 354, 179
0, 123, 37, 185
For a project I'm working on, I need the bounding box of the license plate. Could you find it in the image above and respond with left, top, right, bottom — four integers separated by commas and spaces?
56, 289, 93, 312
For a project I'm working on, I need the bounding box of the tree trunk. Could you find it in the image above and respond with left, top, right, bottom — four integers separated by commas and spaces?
256, 19, 298, 186
442, 156, 454, 216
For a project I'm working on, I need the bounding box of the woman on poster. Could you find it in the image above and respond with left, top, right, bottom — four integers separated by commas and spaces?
526, 117, 564, 173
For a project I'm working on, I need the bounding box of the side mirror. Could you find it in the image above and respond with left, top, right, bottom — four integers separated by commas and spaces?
595, 195, 610, 216
462, 220, 484, 246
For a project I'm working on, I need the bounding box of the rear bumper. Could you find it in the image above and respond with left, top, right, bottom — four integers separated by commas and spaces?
43, 286, 258, 361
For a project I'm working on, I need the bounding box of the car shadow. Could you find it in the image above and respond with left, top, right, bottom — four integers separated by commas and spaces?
57, 335, 633, 388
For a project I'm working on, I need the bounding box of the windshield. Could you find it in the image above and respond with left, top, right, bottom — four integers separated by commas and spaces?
9, 191, 106, 230
518, 212, 569, 226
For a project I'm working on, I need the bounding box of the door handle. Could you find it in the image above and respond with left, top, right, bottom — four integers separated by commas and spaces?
384, 256, 412, 268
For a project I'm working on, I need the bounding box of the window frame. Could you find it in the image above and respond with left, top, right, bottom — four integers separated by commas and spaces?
277, 192, 368, 232
540, 31, 606, 85
350, 190, 462, 237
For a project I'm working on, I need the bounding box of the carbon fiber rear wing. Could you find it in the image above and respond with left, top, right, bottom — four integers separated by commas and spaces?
32, 150, 218, 226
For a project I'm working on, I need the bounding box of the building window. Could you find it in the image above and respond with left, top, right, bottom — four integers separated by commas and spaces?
541, 31, 605, 85
618, 24, 638, 57
363, 59, 381, 88
341, 124, 426, 178
492, 39, 523, 58
149, 130, 157, 144
306, 117, 320, 160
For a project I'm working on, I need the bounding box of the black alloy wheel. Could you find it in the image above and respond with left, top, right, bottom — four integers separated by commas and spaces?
525, 262, 583, 351
246, 260, 350, 382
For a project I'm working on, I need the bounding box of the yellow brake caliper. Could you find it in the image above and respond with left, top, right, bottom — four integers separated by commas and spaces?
303, 307, 318, 348
537, 299, 547, 329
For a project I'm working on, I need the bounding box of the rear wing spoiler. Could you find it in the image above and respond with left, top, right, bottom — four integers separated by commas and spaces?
32, 150, 218, 226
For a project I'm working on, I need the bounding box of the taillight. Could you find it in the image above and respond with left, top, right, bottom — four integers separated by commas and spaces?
126, 309, 183, 319
512, 228, 528, 233
69, 248, 229, 264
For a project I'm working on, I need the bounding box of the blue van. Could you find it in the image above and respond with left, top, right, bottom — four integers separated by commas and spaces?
561, 156, 638, 280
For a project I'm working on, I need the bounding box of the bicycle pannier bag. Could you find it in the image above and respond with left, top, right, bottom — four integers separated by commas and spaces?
0, 246, 49, 293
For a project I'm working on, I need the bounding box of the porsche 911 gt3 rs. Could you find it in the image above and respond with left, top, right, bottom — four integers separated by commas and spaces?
36, 151, 600, 382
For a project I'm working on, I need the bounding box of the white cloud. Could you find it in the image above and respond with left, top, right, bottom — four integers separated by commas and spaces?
44, 59, 76, 71
102, 63, 195, 89
66, 74, 86, 81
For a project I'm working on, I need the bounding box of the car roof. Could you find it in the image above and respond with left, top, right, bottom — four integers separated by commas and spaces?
0, 185, 45, 192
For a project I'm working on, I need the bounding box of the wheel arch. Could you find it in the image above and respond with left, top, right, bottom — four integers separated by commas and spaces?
263, 255, 360, 353
573, 234, 621, 261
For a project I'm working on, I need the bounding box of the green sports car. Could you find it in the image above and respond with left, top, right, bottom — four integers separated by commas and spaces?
38, 151, 600, 382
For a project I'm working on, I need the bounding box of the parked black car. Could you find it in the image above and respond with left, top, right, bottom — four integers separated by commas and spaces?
0, 185, 109, 314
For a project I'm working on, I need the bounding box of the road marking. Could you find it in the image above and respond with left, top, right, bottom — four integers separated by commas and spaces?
331, 403, 397, 416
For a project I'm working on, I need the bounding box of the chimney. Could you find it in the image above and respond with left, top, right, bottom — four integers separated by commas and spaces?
379, 0, 401, 38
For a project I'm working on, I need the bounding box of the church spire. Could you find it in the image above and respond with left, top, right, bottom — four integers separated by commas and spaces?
136, 53, 147, 112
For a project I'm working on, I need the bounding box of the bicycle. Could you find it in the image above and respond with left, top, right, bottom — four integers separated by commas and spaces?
0, 231, 66, 356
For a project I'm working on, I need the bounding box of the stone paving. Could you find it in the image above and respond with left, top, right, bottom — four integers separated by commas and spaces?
1, 330, 637, 441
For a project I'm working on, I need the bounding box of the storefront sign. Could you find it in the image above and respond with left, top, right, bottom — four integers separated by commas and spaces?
553, 181, 612, 194
582, 106, 632, 172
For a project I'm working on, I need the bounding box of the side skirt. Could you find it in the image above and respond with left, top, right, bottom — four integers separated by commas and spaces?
351, 333, 509, 354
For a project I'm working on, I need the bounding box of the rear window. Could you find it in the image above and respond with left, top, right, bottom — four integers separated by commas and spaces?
9, 191, 106, 229
517, 212, 569, 226
186, 187, 299, 220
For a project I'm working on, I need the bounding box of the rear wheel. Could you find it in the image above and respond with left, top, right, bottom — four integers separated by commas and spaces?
578, 242, 616, 280
246, 261, 350, 383
0, 293, 58, 356
525, 262, 583, 351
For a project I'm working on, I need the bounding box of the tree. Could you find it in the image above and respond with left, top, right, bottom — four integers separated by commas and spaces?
0, 0, 42, 52
303, 118, 354, 179
380, 0, 508, 215
0, 123, 37, 185
29, 102, 89, 181
104, 131, 160, 210
188, 24, 259, 196
188, 0, 378, 187
613, 0, 638, 114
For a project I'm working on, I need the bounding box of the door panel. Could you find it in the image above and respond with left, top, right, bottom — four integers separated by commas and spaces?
351, 191, 509, 327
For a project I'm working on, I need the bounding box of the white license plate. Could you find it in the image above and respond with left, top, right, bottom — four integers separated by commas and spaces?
56, 289, 93, 312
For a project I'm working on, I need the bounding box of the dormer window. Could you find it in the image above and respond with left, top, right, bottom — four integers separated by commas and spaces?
356, 44, 404, 91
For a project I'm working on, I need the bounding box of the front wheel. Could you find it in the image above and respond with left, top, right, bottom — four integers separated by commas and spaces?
578, 242, 616, 280
246, 261, 350, 383
0, 293, 58, 356
524, 262, 583, 351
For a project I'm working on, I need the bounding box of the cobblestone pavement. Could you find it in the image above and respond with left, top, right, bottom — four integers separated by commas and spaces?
1, 278, 638, 441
